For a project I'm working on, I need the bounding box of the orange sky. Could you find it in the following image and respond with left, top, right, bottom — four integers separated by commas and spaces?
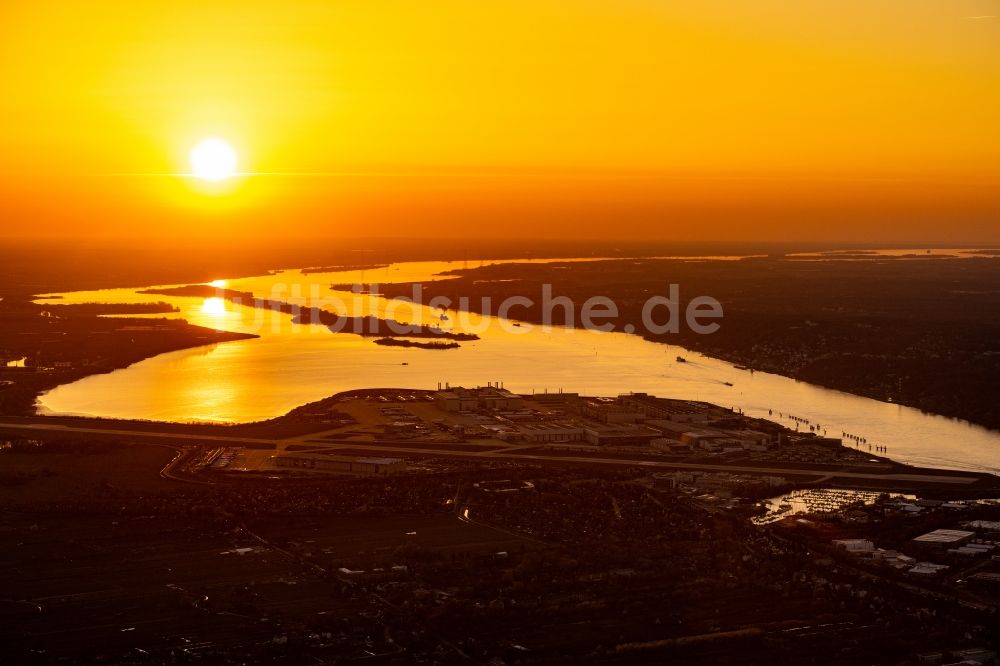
1, 0, 998, 243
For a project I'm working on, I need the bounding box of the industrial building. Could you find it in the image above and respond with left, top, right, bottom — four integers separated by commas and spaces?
531, 390, 580, 403
645, 418, 772, 452
488, 421, 584, 443
583, 424, 661, 446
911, 529, 975, 548
618, 393, 733, 422
908, 562, 951, 577
580, 397, 645, 424
434, 384, 525, 412
834, 539, 875, 553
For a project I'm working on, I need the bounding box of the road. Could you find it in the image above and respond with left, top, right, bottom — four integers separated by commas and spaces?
0, 421, 280, 445
0, 419, 984, 486
300, 440, 978, 484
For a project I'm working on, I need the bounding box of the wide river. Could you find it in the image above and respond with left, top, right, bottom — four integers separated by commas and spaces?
34, 257, 1000, 475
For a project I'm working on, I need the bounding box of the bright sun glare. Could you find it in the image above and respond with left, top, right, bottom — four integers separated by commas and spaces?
189, 138, 237, 181
201, 297, 227, 316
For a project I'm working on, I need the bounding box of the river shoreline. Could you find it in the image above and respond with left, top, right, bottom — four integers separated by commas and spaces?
25, 256, 1000, 475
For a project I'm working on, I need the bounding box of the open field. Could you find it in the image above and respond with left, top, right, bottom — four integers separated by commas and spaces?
0, 443, 177, 504
0, 513, 371, 661
249, 513, 530, 566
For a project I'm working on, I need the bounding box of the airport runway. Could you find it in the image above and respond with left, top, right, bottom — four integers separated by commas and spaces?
0, 419, 982, 486
0, 421, 279, 445
293, 439, 979, 484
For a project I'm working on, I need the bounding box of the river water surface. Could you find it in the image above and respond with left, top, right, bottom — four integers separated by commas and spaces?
33, 257, 1000, 475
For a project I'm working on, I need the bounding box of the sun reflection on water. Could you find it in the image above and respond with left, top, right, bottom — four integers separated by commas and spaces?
201, 297, 227, 316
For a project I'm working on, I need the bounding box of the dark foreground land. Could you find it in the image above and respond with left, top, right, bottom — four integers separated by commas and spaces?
2, 386, 1000, 664
374, 256, 1000, 430
1, 436, 999, 665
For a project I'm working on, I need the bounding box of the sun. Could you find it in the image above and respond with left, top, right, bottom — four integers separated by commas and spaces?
189, 137, 237, 181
